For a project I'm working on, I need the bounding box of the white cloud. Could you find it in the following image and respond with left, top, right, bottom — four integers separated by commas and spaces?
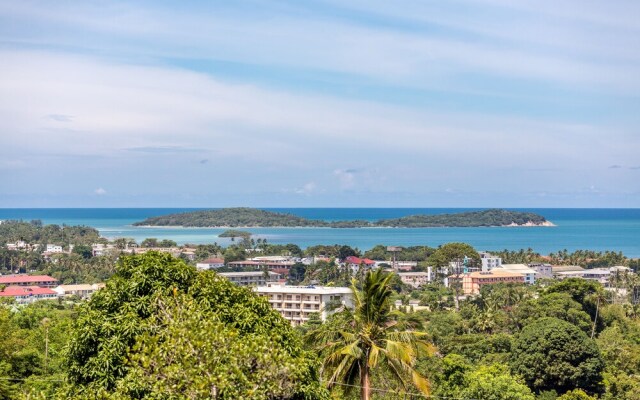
294, 182, 318, 195
94, 188, 107, 195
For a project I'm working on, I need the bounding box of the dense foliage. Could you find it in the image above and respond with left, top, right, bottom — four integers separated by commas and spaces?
64, 251, 327, 399
0, 220, 104, 248
133, 207, 549, 228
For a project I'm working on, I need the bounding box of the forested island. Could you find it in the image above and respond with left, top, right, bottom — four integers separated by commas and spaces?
133, 207, 551, 228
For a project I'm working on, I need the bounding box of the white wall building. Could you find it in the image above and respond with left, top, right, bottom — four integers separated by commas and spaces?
479, 251, 502, 272
218, 271, 280, 286
496, 264, 537, 284
46, 244, 64, 253
398, 272, 431, 288
196, 257, 225, 270
255, 284, 353, 325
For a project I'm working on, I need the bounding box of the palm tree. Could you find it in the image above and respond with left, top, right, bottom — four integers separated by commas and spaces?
306, 268, 432, 400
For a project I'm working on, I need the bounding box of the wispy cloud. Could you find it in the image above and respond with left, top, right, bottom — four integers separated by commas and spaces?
94, 187, 107, 195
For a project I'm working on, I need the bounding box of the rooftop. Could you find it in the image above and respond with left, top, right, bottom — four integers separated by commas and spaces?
218, 271, 280, 277
467, 270, 524, 279
0, 275, 58, 284
0, 286, 58, 296
254, 284, 352, 295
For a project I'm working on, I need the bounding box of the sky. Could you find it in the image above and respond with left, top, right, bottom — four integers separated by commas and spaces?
1, 0, 639, 208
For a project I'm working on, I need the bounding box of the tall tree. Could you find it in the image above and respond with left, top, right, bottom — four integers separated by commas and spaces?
306, 269, 432, 400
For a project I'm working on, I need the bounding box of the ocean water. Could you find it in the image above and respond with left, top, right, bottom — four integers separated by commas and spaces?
0, 208, 639, 257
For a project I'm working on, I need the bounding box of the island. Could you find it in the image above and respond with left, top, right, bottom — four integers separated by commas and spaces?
133, 208, 552, 228
218, 229, 252, 239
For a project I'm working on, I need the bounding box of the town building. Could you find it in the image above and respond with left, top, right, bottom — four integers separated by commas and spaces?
398, 272, 431, 288
479, 251, 502, 271
227, 260, 296, 275
496, 264, 537, 285
343, 256, 376, 273
0, 275, 59, 288
46, 244, 64, 253
0, 286, 59, 304
53, 283, 105, 298
218, 271, 281, 286
529, 263, 553, 279
552, 265, 585, 280
196, 257, 225, 270
255, 284, 353, 325
462, 270, 525, 295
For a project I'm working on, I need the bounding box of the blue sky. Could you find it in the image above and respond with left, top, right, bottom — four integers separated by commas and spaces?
1, 0, 639, 207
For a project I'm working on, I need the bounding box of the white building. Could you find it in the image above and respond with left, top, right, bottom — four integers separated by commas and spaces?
46, 244, 64, 253
54, 283, 105, 298
529, 263, 553, 279
495, 264, 537, 285
196, 257, 225, 270
255, 284, 353, 325
479, 251, 502, 272
398, 272, 431, 288
218, 271, 281, 286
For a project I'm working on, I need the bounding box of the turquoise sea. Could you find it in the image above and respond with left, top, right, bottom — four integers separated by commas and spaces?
0, 208, 639, 257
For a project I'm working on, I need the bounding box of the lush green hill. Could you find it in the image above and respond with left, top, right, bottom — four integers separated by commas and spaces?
377, 209, 549, 227
134, 208, 550, 228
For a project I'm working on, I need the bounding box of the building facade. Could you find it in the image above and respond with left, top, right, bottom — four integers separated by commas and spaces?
255, 284, 353, 325
218, 271, 281, 286
462, 270, 525, 295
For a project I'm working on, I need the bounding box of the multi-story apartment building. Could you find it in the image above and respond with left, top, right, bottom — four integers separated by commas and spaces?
529, 263, 553, 279
479, 251, 502, 271
398, 272, 431, 288
218, 271, 281, 286
462, 270, 525, 295
254, 284, 353, 325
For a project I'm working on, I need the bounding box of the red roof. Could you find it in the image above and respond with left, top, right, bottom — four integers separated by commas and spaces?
0, 286, 58, 297
345, 256, 375, 265
0, 275, 58, 284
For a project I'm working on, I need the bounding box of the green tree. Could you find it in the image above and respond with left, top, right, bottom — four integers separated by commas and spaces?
461, 363, 535, 400
64, 251, 327, 399
306, 269, 432, 400
72, 244, 93, 259
557, 389, 597, 400
510, 317, 604, 394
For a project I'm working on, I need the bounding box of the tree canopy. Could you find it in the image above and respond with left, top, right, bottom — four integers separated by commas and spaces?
64, 251, 327, 399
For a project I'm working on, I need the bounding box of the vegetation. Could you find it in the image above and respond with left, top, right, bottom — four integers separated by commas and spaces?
2, 231, 640, 399
0, 220, 104, 248
64, 252, 327, 399
306, 269, 431, 399
218, 229, 252, 239
133, 207, 550, 228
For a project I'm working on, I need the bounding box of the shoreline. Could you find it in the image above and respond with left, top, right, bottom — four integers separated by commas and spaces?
134, 221, 556, 229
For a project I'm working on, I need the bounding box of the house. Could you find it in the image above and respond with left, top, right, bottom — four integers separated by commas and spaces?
255, 284, 353, 325
0, 286, 59, 304
398, 272, 431, 288
462, 270, 525, 295
0, 275, 59, 288
343, 256, 376, 272
53, 283, 105, 298
196, 257, 225, 270
218, 271, 281, 286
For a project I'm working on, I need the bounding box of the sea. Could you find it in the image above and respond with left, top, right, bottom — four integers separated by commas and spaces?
0, 208, 639, 257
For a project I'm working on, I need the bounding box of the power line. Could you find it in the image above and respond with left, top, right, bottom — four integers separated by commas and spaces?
331, 382, 478, 400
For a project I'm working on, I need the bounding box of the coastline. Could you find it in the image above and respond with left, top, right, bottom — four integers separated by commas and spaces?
134, 221, 556, 229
